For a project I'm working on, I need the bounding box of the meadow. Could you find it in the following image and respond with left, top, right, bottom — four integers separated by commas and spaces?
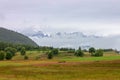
0, 51, 120, 80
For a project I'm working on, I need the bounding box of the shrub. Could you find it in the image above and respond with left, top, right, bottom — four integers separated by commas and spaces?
5, 47, 17, 56
11, 48, 17, 56
89, 47, 96, 56
94, 49, 103, 57
75, 50, 84, 57
5, 51, 13, 60
20, 47, 26, 56
24, 55, 29, 60
0, 51, 5, 60
47, 52, 53, 59
52, 49, 59, 55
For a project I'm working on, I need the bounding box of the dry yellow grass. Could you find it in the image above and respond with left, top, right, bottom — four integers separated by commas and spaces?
0, 59, 120, 80
0, 51, 119, 80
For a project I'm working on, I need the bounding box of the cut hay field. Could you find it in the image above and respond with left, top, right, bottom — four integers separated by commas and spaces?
0, 51, 120, 80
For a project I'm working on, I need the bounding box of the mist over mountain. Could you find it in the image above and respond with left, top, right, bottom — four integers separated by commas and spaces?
21, 29, 120, 50
0, 0, 120, 50
0, 26, 119, 50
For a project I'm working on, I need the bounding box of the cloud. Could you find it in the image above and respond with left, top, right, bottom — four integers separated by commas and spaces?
0, 13, 5, 21
0, 0, 120, 36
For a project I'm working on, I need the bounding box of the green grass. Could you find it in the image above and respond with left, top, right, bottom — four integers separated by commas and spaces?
13, 50, 120, 62
13, 51, 45, 60
60, 55, 120, 61
0, 51, 120, 80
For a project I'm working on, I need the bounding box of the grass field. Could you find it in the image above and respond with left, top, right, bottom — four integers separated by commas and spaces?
0, 51, 120, 80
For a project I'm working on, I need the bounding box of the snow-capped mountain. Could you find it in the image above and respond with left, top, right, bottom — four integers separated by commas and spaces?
26, 31, 100, 49
30, 31, 51, 38
28, 31, 100, 39
23, 30, 120, 50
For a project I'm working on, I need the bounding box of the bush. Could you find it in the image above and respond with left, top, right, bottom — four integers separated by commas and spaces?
94, 49, 103, 57
20, 47, 26, 56
5, 47, 17, 56
75, 50, 84, 57
0, 51, 5, 60
5, 51, 13, 60
11, 48, 17, 56
24, 55, 29, 60
52, 49, 59, 55
89, 47, 96, 56
47, 52, 53, 59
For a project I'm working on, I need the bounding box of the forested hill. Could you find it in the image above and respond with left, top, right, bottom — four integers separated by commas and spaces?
0, 27, 38, 47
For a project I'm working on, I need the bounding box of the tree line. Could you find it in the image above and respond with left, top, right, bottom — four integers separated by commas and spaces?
0, 46, 26, 60
47, 47, 104, 59
0, 41, 117, 60
0, 42, 53, 60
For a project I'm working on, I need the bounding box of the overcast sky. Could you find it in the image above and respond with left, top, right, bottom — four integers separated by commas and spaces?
0, 0, 120, 36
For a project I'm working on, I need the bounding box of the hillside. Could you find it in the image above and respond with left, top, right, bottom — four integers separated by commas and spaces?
0, 27, 38, 46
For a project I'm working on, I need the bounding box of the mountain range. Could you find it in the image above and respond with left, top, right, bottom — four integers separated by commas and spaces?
23, 30, 120, 50
0, 27, 119, 50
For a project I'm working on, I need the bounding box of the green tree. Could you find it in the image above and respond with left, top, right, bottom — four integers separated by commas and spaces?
17, 46, 22, 52
11, 48, 17, 56
75, 50, 84, 57
5, 51, 13, 60
78, 47, 81, 50
47, 52, 53, 59
94, 49, 103, 57
52, 49, 59, 55
0, 51, 5, 60
5, 47, 17, 56
20, 47, 26, 56
0, 42, 7, 50
89, 47, 96, 56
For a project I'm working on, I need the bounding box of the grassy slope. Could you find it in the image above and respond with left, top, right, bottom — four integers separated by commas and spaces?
0, 51, 120, 80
